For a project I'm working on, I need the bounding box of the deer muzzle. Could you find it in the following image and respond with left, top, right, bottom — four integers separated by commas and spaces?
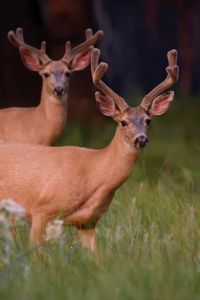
54, 86, 64, 97
134, 135, 149, 149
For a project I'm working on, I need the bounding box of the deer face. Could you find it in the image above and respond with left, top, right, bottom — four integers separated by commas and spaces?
91, 48, 178, 151
7, 27, 103, 103
18, 47, 92, 102
118, 107, 150, 149
40, 61, 70, 100
95, 91, 174, 150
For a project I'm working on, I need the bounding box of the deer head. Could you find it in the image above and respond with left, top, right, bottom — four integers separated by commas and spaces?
8, 28, 103, 100
91, 48, 179, 150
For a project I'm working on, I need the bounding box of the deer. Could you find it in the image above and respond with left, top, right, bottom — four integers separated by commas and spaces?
0, 48, 179, 251
0, 27, 103, 145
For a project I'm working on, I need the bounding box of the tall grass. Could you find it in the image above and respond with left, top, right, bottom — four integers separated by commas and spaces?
0, 100, 200, 300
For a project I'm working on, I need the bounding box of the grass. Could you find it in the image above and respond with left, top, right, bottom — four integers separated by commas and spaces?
0, 99, 200, 300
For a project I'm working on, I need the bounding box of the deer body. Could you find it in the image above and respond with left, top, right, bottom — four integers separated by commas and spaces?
0, 127, 137, 222
1, 28, 103, 145
0, 86, 67, 144
0, 126, 138, 246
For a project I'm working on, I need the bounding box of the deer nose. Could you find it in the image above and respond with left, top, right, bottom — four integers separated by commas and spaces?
134, 135, 149, 149
54, 86, 64, 96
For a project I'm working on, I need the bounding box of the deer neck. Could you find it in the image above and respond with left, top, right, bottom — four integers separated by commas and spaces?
102, 126, 139, 188
39, 84, 67, 121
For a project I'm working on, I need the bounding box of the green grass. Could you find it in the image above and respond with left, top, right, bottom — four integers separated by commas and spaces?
0, 99, 200, 300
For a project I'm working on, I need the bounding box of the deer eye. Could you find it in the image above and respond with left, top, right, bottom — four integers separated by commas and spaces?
146, 119, 151, 126
43, 72, 50, 78
121, 120, 128, 127
65, 72, 70, 77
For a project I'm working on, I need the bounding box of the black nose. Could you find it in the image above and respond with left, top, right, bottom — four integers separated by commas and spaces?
54, 86, 64, 96
134, 135, 149, 149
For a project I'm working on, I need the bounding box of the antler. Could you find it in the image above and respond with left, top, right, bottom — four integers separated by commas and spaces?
8, 27, 51, 66
62, 28, 104, 63
140, 49, 179, 111
91, 48, 129, 112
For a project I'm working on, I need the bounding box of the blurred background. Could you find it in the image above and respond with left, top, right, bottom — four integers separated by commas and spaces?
0, 4, 200, 297
0, 0, 199, 123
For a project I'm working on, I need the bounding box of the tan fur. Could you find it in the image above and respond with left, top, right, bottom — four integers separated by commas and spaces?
0, 122, 139, 249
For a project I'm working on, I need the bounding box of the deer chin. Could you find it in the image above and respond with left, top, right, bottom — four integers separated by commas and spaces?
51, 92, 68, 104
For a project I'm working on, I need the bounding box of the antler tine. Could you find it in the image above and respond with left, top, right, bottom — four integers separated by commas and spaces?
91, 46, 100, 76
8, 27, 51, 65
91, 48, 129, 112
85, 28, 93, 39
63, 41, 72, 61
62, 29, 104, 63
40, 41, 46, 53
71, 29, 103, 57
16, 27, 24, 44
140, 49, 179, 111
166, 49, 179, 82
8, 27, 39, 54
8, 28, 23, 48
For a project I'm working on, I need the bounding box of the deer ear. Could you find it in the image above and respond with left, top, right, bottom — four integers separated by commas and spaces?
95, 92, 117, 117
149, 91, 174, 116
19, 48, 42, 71
70, 48, 92, 71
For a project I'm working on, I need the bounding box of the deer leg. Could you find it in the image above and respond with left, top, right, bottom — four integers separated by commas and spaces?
30, 213, 49, 245
77, 228, 96, 252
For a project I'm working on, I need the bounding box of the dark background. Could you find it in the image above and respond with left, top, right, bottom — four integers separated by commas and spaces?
0, 0, 199, 122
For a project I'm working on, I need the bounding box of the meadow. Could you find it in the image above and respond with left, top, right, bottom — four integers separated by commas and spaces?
0, 98, 200, 300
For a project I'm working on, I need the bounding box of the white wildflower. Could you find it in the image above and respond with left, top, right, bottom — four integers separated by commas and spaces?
44, 219, 64, 243
0, 199, 26, 221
